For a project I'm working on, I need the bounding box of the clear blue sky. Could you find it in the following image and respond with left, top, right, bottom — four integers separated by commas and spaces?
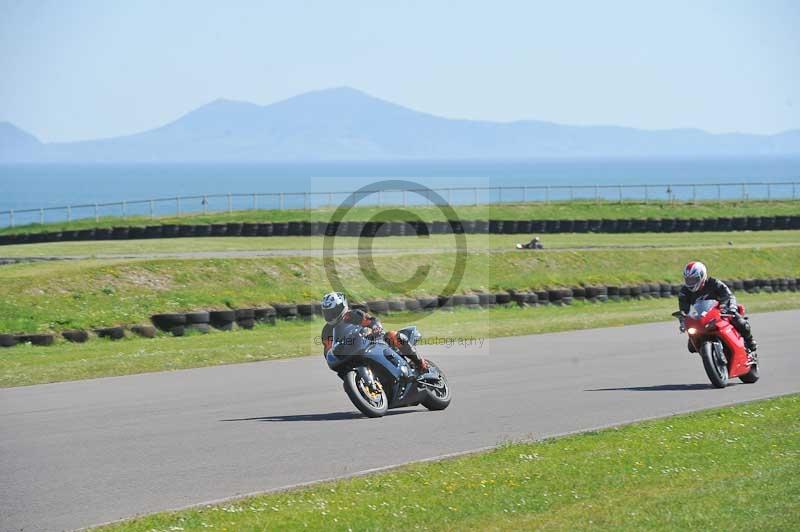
1, 0, 798, 142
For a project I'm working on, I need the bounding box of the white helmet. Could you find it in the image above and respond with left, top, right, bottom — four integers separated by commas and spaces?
321, 292, 348, 324
683, 261, 708, 292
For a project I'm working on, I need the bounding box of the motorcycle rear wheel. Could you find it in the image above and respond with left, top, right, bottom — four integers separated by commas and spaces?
343, 370, 388, 418
700, 341, 728, 388
421, 360, 452, 411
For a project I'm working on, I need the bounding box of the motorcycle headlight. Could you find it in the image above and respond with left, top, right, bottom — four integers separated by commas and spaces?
687, 327, 697, 335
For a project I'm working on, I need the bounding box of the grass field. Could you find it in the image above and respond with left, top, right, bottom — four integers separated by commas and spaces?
95, 393, 800, 531
1, 244, 799, 333
2, 230, 800, 257
3, 199, 799, 236
3, 292, 798, 388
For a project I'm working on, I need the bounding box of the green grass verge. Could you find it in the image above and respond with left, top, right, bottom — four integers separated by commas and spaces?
2, 230, 800, 257
3, 199, 798, 235
3, 292, 798, 388
1, 243, 798, 333
95, 393, 800, 531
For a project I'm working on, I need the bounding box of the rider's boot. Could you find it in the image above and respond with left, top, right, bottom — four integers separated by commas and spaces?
399, 342, 429, 373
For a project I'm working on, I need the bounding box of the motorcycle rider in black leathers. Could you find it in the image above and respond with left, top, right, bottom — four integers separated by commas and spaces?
320, 292, 429, 371
678, 261, 757, 353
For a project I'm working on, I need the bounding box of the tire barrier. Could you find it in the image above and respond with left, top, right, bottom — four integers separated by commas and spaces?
5, 276, 798, 347
295, 303, 315, 322
62, 330, 89, 343
131, 325, 157, 338
95, 326, 125, 340
4, 214, 783, 245
272, 303, 298, 320
209, 310, 236, 330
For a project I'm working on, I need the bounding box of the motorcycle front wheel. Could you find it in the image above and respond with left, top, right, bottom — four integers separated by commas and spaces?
343, 369, 388, 418
420, 360, 452, 411
740, 361, 760, 383
700, 341, 728, 388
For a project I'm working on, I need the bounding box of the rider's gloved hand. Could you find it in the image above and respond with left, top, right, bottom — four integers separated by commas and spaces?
371, 324, 384, 336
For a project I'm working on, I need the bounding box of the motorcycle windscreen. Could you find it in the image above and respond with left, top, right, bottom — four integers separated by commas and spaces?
688, 299, 717, 319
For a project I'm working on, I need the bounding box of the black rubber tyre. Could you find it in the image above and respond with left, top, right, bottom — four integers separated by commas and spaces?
547, 289, 563, 304
210, 223, 228, 237
474, 220, 489, 234
700, 341, 728, 388
573, 220, 589, 233
273, 303, 298, 320
494, 292, 512, 305
170, 325, 186, 337
388, 300, 406, 312
16, 333, 55, 346
510, 292, 528, 306
343, 369, 388, 418
543, 219, 560, 233
588, 219, 603, 233
226, 222, 243, 237
478, 293, 496, 307
127, 226, 146, 239
437, 295, 454, 311
451, 295, 467, 308
95, 326, 125, 340
573, 286, 588, 300
258, 223, 274, 237
185, 311, 210, 324
131, 325, 157, 338
186, 323, 210, 333
111, 227, 130, 240
178, 225, 195, 238
209, 310, 236, 330
536, 290, 549, 304
241, 223, 259, 236
464, 294, 481, 308
254, 307, 277, 324
0, 333, 18, 347
420, 360, 452, 411
417, 297, 438, 310
161, 224, 179, 238
296, 304, 315, 320
367, 300, 389, 314
62, 330, 89, 343
660, 218, 677, 233
739, 362, 760, 384
151, 313, 187, 331
237, 318, 256, 329
193, 225, 211, 237
404, 299, 422, 312
235, 308, 256, 320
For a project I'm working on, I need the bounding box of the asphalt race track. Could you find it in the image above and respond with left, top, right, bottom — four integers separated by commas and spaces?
2, 310, 798, 531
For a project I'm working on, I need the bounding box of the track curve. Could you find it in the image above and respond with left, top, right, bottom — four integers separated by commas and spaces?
1, 310, 798, 531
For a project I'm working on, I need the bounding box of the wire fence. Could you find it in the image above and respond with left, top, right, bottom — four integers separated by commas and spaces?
1, 181, 798, 228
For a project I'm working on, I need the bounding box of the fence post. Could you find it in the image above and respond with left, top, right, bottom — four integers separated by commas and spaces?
203, 195, 208, 214
473, 187, 478, 206
644, 185, 649, 204
94, 203, 99, 222
40, 208, 44, 225
595, 185, 600, 204
767, 183, 771, 201
9, 210, 14, 227
618, 185, 623, 203
328, 191, 333, 207
717, 184, 721, 204
692, 185, 696, 203
793, 183, 796, 200
67, 205, 71, 223
545, 186, 550, 204
176, 197, 181, 217
741, 183, 746, 201
279, 193, 284, 210
499, 187, 503, 203
305, 192, 310, 210
149, 200, 154, 219
522, 186, 527, 203
252, 193, 257, 210
122, 200, 127, 219
569, 186, 574, 201
228, 193, 233, 213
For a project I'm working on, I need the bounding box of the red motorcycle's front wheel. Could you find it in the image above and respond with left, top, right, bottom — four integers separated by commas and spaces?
740, 360, 760, 384
700, 341, 728, 388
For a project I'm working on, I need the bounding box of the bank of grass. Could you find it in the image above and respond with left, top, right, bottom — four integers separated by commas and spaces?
2, 292, 799, 388
3, 199, 799, 236
96, 393, 800, 531
1, 244, 798, 333
2, 230, 800, 258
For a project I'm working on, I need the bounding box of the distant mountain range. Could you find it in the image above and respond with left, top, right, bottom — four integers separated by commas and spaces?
2, 87, 800, 162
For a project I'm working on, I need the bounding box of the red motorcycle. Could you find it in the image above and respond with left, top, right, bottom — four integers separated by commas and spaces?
672, 300, 759, 388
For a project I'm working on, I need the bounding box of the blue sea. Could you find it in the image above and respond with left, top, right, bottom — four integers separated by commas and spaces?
1, 158, 799, 226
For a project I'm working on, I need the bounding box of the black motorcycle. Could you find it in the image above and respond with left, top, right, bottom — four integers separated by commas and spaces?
325, 323, 451, 418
